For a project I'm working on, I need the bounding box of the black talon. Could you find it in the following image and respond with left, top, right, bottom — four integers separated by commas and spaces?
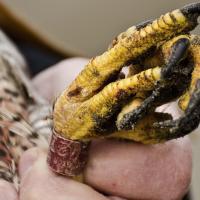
181, 2, 200, 16
117, 80, 188, 130
161, 38, 190, 78
154, 79, 200, 140
117, 37, 191, 131
181, 2, 200, 31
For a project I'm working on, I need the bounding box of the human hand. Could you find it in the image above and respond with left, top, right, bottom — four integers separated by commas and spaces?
0, 58, 192, 200
17, 58, 192, 200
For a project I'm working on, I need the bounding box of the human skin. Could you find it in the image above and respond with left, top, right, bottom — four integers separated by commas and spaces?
0, 58, 192, 200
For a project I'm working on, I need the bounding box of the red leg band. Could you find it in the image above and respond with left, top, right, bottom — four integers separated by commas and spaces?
47, 129, 90, 176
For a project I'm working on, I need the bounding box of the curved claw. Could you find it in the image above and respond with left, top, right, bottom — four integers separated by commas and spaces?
180, 2, 200, 32
153, 79, 200, 140
65, 4, 199, 103
179, 35, 200, 110
117, 35, 191, 130
161, 37, 190, 78
53, 3, 200, 143
181, 2, 200, 16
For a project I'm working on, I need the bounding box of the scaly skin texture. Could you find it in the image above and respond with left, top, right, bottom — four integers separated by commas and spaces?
116, 35, 191, 130
54, 67, 161, 140
0, 3, 197, 196
65, 10, 189, 101
1, 2, 198, 194
54, 5, 198, 141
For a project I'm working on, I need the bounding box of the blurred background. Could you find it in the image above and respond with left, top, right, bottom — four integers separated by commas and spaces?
2, 0, 199, 57
0, 0, 199, 199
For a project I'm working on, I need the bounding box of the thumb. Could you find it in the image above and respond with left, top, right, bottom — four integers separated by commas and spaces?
19, 147, 109, 200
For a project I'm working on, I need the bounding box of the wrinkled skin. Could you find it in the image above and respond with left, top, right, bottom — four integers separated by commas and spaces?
1, 137, 192, 200
19, 137, 192, 200
21, 58, 192, 200
0, 58, 192, 200
2, 2, 200, 198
